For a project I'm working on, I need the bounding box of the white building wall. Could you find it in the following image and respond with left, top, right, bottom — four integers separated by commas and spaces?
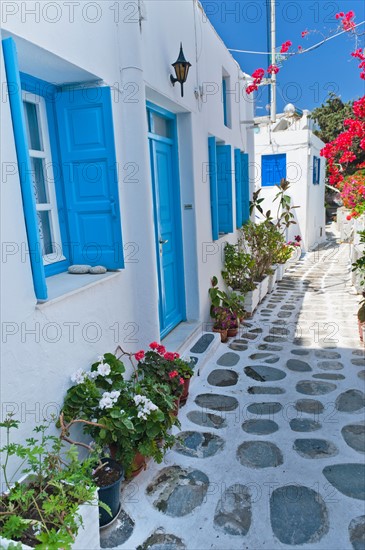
254, 116, 326, 251
1, 0, 254, 466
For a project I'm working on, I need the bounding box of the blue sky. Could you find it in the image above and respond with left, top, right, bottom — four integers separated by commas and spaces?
201, 0, 365, 115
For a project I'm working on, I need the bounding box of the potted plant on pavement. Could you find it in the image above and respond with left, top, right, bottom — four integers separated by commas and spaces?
0, 417, 100, 550
60, 353, 179, 480
211, 306, 230, 342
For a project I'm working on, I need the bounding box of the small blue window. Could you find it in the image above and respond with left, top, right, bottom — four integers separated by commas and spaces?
261, 154, 286, 186
313, 156, 321, 185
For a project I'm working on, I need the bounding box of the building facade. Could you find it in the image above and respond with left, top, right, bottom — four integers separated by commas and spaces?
254, 109, 326, 251
1, 0, 254, 456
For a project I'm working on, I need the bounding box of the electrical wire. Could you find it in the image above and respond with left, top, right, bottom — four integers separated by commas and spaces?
228, 20, 365, 56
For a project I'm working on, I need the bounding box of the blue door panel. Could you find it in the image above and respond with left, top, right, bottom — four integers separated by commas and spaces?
55, 87, 124, 268
149, 125, 185, 337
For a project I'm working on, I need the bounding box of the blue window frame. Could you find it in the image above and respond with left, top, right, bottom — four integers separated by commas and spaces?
3, 37, 124, 299
261, 153, 286, 186
313, 156, 321, 185
208, 137, 233, 239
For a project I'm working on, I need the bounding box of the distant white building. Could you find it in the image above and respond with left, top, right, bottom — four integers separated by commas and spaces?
1, 1, 254, 455
254, 106, 326, 251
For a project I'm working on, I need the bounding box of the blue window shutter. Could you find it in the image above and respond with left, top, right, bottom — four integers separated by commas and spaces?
216, 144, 233, 234
241, 152, 250, 223
222, 78, 228, 126
208, 137, 219, 241
2, 38, 48, 300
55, 87, 124, 268
234, 149, 242, 228
262, 154, 286, 186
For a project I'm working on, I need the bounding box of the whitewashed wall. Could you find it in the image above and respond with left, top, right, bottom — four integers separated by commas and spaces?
254, 114, 326, 251
1, 0, 254, 468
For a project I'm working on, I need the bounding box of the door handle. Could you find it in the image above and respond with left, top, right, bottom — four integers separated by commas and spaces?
159, 239, 168, 245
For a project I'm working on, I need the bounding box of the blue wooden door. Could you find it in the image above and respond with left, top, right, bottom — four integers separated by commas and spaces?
148, 105, 185, 337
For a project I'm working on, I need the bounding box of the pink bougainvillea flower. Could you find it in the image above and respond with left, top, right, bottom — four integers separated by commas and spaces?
280, 40, 292, 54
267, 64, 280, 75
134, 350, 145, 361
301, 30, 309, 38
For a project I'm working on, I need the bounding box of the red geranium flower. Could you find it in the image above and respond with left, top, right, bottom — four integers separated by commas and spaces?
179, 378, 184, 385
168, 370, 178, 379
164, 352, 175, 361
149, 342, 159, 350
134, 350, 145, 361
157, 344, 166, 355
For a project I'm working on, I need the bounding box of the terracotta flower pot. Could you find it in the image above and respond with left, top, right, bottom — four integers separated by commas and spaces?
180, 378, 190, 405
213, 327, 228, 342
130, 451, 147, 478
227, 327, 238, 338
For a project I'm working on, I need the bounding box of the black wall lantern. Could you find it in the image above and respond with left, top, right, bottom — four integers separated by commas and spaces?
170, 43, 191, 97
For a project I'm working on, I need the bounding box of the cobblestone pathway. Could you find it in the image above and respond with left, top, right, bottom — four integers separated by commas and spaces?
102, 230, 365, 550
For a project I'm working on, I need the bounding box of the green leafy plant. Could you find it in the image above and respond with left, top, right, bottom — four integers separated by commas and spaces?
208, 276, 247, 321
352, 231, 365, 286
239, 221, 284, 280
0, 418, 97, 549
250, 179, 299, 234
60, 352, 180, 477
221, 243, 256, 293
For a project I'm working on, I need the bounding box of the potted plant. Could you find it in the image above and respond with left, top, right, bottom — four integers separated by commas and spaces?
0, 417, 100, 550
211, 306, 230, 342
358, 297, 365, 342
60, 353, 179, 480
209, 276, 247, 324
275, 243, 294, 280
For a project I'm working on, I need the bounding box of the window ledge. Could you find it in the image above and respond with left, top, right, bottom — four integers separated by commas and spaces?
36, 271, 121, 308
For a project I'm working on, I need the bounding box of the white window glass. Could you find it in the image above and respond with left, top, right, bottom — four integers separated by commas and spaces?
22, 92, 64, 265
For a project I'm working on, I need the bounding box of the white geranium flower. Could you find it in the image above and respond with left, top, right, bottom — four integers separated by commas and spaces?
99, 395, 114, 409
71, 369, 87, 384
109, 390, 120, 400
97, 362, 111, 376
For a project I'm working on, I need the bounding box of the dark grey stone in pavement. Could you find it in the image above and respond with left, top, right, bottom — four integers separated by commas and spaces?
341, 424, 365, 454
229, 342, 248, 351
207, 369, 238, 387
290, 418, 322, 432
352, 358, 365, 367
146, 466, 209, 516
358, 370, 365, 380
237, 441, 283, 468
336, 390, 365, 412
287, 359, 312, 372
174, 431, 224, 458
137, 530, 186, 550
100, 509, 134, 548
295, 399, 324, 414
295, 380, 337, 395
258, 344, 283, 351
190, 334, 214, 354
187, 410, 227, 429
315, 350, 341, 359
247, 402, 282, 415
217, 352, 240, 366
313, 373, 345, 380
213, 484, 252, 536
349, 516, 365, 550
291, 349, 310, 356
270, 485, 329, 545
293, 438, 338, 459
244, 365, 286, 382
242, 419, 279, 435
323, 464, 365, 500
248, 386, 285, 395
317, 360, 344, 370
195, 393, 238, 411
